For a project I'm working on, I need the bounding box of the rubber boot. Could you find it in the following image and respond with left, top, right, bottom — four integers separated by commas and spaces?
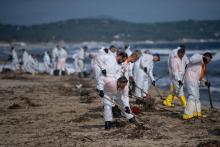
182, 113, 194, 120
136, 98, 142, 105
180, 95, 187, 107
105, 121, 111, 130
129, 117, 138, 125
163, 94, 174, 107
193, 112, 202, 117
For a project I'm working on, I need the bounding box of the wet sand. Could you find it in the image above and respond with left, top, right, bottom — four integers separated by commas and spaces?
0, 73, 219, 147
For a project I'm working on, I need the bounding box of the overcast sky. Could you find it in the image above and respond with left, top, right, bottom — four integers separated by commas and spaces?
0, 0, 220, 25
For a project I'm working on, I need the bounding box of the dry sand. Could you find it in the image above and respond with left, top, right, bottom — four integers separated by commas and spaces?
0, 73, 219, 147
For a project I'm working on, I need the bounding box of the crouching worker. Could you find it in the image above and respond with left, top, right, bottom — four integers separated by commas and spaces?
183, 52, 212, 120
99, 76, 137, 130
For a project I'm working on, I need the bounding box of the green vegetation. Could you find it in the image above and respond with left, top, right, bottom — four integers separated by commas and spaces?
0, 18, 220, 42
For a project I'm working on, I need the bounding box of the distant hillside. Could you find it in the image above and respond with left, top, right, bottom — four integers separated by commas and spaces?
0, 18, 220, 42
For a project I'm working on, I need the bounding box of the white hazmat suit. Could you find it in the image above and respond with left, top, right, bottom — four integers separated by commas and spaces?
43, 52, 51, 74
57, 48, 67, 75
11, 49, 19, 71
183, 54, 206, 119
163, 48, 189, 107
133, 54, 155, 98
52, 47, 58, 69
99, 76, 134, 122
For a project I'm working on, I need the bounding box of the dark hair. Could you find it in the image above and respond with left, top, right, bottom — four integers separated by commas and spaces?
153, 53, 160, 61
124, 44, 129, 49
179, 44, 186, 49
83, 46, 88, 50
178, 48, 185, 54
203, 52, 213, 59
117, 76, 128, 83
109, 45, 116, 49
117, 51, 128, 58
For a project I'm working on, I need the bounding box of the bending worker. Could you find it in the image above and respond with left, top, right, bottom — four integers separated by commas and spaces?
183, 52, 212, 119
98, 76, 137, 130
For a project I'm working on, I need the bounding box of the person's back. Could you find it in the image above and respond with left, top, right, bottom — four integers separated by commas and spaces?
60, 48, 68, 59
185, 54, 203, 85
183, 52, 212, 120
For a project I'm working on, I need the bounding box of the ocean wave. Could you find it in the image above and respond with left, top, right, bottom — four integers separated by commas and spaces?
144, 48, 219, 55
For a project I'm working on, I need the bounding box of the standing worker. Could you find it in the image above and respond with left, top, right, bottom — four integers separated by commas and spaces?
43, 51, 51, 74
10, 47, 19, 71
52, 45, 59, 70
57, 47, 68, 75
163, 45, 189, 107
74, 46, 88, 77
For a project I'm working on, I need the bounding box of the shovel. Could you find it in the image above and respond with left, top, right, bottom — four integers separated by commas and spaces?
204, 67, 214, 109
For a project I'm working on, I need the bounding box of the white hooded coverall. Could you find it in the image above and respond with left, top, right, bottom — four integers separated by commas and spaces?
21, 51, 29, 72
91, 48, 109, 90
11, 49, 19, 70
43, 52, 51, 74
52, 47, 58, 69
184, 54, 205, 115
133, 54, 155, 98
57, 48, 67, 73
168, 48, 189, 97
99, 76, 134, 121
74, 48, 85, 73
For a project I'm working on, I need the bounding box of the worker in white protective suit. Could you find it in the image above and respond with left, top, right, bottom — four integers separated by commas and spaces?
52, 45, 59, 69
91, 47, 109, 91
57, 47, 68, 75
163, 45, 189, 107
124, 44, 132, 56
121, 50, 141, 79
98, 76, 137, 130
183, 52, 212, 120
73, 46, 88, 77
43, 51, 51, 74
10, 47, 19, 71
100, 51, 128, 79
26, 54, 38, 75
133, 53, 160, 99
109, 45, 118, 57
121, 50, 142, 97
21, 49, 29, 73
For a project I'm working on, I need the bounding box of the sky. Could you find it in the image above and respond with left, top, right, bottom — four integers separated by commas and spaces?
0, 0, 220, 25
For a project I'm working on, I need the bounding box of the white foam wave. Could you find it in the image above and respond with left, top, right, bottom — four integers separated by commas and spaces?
144, 48, 219, 55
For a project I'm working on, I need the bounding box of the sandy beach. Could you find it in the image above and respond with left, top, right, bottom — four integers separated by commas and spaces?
0, 73, 219, 147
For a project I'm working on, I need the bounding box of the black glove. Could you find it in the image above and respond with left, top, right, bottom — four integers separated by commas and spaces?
99, 90, 104, 97
203, 56, 208, 64
185, 64, 188, 69
125, 106, 130, 114
144, 67, 147, 73
104, 48, 109, 54
152, 80, 156, 86
101, 69, 107, 76
205, 81, 211, 87
178, 80, 183, 86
